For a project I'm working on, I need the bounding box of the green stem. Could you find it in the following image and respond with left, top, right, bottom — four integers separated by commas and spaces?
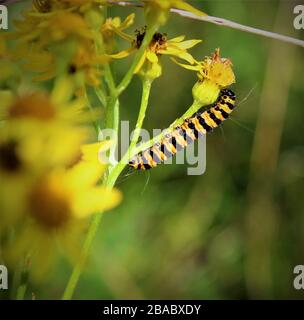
61, 80, 152, 299
104, 97, 120, 173
95, 87, 107, 106
104, 64, 116, 96
130, 100, 202, 159
16, 255, 30, 300
101, 7, 116, 95
129, 79, 152, 153
61, 166, 117, 300
92, 27, 116, 97
62, 171, 117, 301
107, 79, 152, 187
62, 212, 103, 300
16, 283, 27, 300
62, 99, 119, 302
62, 21, 158, 300
108, 99, 202, 186
116, 25, 158, 95
105, 96, 120, 133
103, 24, 158, 153
85, 90, 100, 134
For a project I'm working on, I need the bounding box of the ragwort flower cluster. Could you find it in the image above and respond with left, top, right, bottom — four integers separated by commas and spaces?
0, 76, 121, 279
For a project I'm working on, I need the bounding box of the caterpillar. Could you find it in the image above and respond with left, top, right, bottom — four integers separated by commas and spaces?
129, 88, 236, 170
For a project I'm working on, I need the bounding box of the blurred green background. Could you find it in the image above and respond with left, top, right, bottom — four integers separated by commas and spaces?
4, 0, 304, 299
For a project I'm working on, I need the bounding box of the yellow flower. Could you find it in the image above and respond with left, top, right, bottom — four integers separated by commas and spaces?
0, 132, 35, 230
0, 32, 21, 89
111, 29, 202, 80
0, 90, 121, 278
175, 48, 235, 88
67, 140, 113, 169
11, 9, 108, 86
4, 160, 121, 279
0, 87, 94, 230
0, 80, 98, 196
32, 0, 112, 13
174, 48, 236, 105
197, 48, 235, 87
142, 0, 207, 26
101, 13, 135, 53
0, 124, 86, 237
4, 77, 94, 124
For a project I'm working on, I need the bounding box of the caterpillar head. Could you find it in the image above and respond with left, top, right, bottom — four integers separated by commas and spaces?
129, 155, 141, 170
221, 89, 236, 100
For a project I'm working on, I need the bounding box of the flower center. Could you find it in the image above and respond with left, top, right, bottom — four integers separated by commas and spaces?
151, 32, 167, 48
33, 0, 53, 13
0, 140, 22, 173
68, 63, 78, 74
134, 29, 167, 53
8, 93, 56, 121
29, 179, 71, 230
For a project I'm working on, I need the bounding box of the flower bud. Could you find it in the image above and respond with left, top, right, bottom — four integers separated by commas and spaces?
84, 7, 104, 30
139, 62, 162, 82
192, 80, 220, 106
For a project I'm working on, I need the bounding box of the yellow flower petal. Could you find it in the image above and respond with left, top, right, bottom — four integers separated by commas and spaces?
109, 47, 136, 59
120, 13, 135, 30
111, 26, 134, 42
81, 141, 113, 162
74, 187, 122, 218
32, 70, 56, 82
67, 162, 104, 190
51, 76, 75, 105
162, 47, 195, 64
172, 0, 208, 17
171, 39, 202, 50
135, 51, 147, 73
171, 58, 201, 71
146, 50, 159, 64
169, 35, 186, 42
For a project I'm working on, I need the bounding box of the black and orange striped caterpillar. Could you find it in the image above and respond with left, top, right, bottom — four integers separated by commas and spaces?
129, 89, 236, 170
